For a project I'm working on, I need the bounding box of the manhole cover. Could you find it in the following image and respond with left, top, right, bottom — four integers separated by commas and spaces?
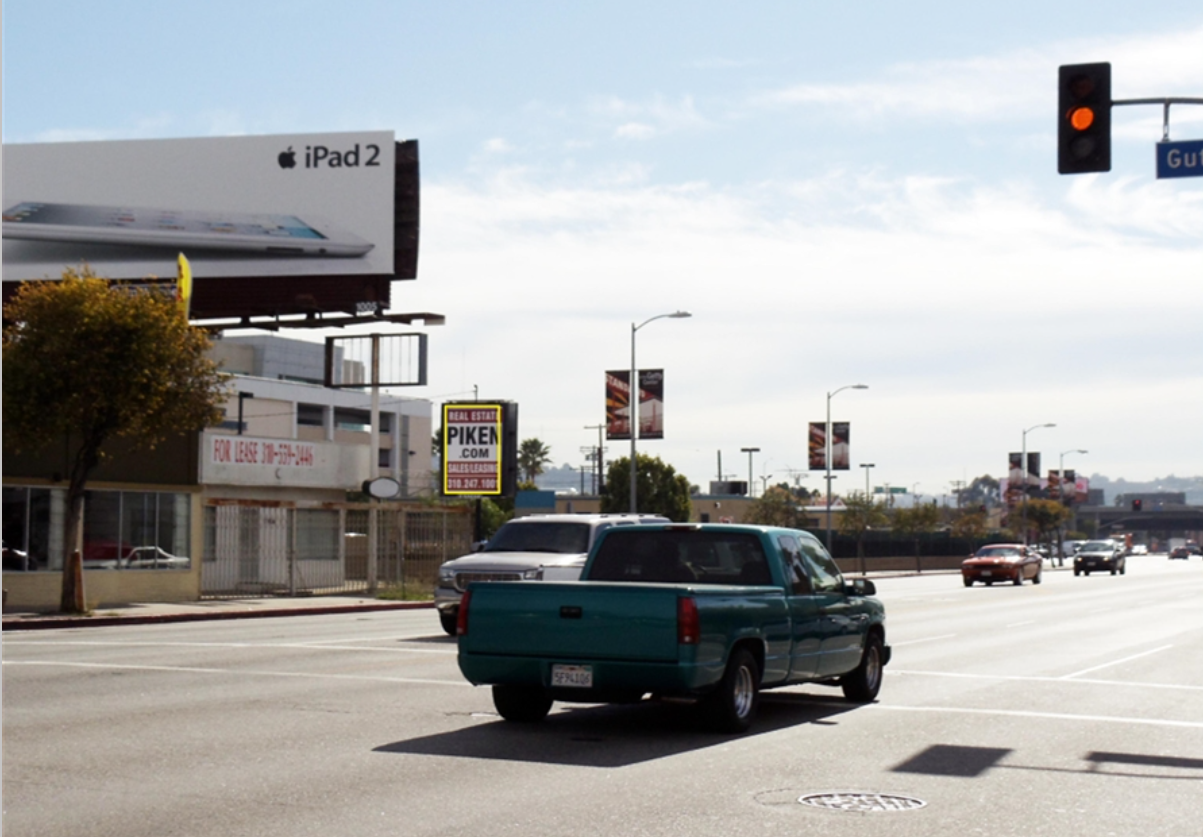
799, 792, 927, 813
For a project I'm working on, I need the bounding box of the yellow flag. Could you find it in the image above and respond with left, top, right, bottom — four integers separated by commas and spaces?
176, 253, 193, 319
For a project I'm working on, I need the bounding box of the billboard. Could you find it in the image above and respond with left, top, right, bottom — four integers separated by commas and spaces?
2, 132, 419, 319
441, 402, 518, 497
808, 421, 850, 470
605, 369, 664, 440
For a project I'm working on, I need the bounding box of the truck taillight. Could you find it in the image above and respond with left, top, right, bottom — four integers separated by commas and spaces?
678, 596, 699, 645
456, 590, 471, 636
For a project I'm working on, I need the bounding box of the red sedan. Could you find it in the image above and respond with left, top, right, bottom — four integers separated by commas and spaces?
962, 544, 1043, 587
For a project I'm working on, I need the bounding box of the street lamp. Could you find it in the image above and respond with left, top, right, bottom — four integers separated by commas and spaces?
826, 384, 869, 553
1059, 448, 1088, 496
1057, 448, 1087, 563
629, 311, 692, 512
237, 391, 255, 436
740, 447, 760, 498
1020, 422, 1056, 545
860, 463, 875, 499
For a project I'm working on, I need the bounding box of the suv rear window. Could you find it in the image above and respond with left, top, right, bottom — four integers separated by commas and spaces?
484, 522, 591, 554
588, 530, 771, 585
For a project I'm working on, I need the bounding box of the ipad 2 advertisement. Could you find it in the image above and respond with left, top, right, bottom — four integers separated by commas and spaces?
3, 131, 397, 283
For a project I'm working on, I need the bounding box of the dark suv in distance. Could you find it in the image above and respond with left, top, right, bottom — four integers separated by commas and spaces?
1073, 539, 1126, 576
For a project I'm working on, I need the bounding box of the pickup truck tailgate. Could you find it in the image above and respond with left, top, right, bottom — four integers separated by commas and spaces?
462, 582, 681, 662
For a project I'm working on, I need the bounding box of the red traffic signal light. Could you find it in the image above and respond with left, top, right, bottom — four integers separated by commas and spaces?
1132, 499, 1143, 511
1058, 63, 1111, 174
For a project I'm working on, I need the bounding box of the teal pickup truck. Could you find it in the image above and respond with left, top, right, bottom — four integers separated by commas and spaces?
456, 523, 889, 732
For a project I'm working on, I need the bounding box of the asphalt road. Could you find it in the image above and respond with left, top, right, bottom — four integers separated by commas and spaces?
3, 557, 1201, 837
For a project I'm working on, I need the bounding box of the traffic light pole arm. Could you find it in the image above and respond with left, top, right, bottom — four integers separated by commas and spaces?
1111, 97, 1203, 142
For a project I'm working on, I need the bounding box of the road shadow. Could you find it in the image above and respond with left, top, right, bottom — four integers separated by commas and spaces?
374, 690, 863, 767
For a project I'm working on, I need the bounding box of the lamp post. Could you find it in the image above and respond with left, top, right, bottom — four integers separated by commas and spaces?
860, 463, 875, 499
629, 311, 691, 513
1057, 448, 1087, 563
825, 384, 869, 553
1058, 448, 1087, 497
1020, 422, 1056, 545
740, 447, 760, 498
237, 391, 255, 436
585, 423, 606, 494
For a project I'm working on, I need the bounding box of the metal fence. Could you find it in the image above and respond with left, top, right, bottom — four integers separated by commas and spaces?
201, 501, 474, 598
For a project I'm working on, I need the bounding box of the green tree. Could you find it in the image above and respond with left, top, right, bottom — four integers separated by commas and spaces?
957, 474, 1001, 508
744, 485, 810, 528
2, 270, 228, 613
892, 502, 941, 572
950, 507, 990, 540
1022, 498, 1073, 554
838, 494, 890, 571
600, 454, 692, 521
517, 437, 553, 483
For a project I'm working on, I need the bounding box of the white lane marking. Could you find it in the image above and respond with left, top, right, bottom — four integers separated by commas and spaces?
1, 659, 472, 686
1060, 645, 1174, 680
890, 634, 957, 647
1, 639, 456, 655
888, 668, 1203, 692
1006, 620, 1036, 628
871, 703, 1203, 730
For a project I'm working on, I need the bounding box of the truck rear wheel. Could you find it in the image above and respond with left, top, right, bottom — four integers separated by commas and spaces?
841, 634, 884, 703
492, 685, 553, 723
702, 647, 760, 733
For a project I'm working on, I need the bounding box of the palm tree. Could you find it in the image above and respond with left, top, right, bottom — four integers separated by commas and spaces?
517, 438, 553, 484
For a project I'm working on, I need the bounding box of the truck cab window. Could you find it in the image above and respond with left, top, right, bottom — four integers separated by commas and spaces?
777, 535, 812, 595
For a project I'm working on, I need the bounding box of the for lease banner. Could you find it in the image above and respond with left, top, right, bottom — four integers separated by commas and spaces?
442, 404, 502, 495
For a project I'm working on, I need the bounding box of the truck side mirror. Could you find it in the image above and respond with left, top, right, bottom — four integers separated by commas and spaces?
846, 578, 876, 596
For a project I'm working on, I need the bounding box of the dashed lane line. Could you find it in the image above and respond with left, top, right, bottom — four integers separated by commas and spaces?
2, 659, 471, 686
870, 703, 1203, 730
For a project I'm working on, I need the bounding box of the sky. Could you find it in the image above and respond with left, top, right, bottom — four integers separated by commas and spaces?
4, 1, 1202, 500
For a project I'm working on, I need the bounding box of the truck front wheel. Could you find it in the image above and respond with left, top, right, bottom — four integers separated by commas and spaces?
439, 610, 458, 636
841, 634, 884, 703
702, 648, 760, 733
492, 685, 552, 723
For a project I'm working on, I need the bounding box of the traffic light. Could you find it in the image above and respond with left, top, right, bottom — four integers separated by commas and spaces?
1132, 498, 1143, 512
1058, 62, 1111, 174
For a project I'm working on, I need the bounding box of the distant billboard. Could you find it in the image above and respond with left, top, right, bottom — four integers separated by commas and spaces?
2, 131, 419, 319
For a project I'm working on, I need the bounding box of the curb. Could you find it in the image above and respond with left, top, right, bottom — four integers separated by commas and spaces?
1, 600, 434, 632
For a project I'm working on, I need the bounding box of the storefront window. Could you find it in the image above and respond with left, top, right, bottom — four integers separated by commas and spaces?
3, 487, 191, 572
3, 487, 60, 571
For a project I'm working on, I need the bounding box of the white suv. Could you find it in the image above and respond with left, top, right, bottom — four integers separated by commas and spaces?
434, 513, 669, 634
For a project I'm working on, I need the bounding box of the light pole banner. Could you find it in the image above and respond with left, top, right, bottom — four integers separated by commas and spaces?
639, 369, 664, 440
1006, 452, 1024, 506
606, 371, 632, 440
605, 369, 664, 441
832, 422, 850, 470
808, 422, 826, 470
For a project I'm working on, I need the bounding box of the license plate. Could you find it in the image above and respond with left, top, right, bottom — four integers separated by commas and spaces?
551, 664, 593, 688
981, 570, 992, 577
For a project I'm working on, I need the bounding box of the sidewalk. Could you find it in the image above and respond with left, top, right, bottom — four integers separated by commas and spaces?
2, 595, 433, 631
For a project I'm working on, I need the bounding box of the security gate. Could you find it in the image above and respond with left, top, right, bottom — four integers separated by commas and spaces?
202, 501, 473, 598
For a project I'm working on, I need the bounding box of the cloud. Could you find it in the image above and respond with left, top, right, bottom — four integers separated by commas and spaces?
398, 167, 1202, 489
592, 94, 711, 139
482, 137, 514, 154
753, 26, 1203, 123
614, 122, 657, 140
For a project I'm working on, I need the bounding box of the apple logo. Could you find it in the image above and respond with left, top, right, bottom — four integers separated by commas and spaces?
278, 147, 297, 169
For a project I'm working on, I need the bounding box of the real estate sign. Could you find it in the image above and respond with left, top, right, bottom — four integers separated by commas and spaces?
442, 403, 518, 496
